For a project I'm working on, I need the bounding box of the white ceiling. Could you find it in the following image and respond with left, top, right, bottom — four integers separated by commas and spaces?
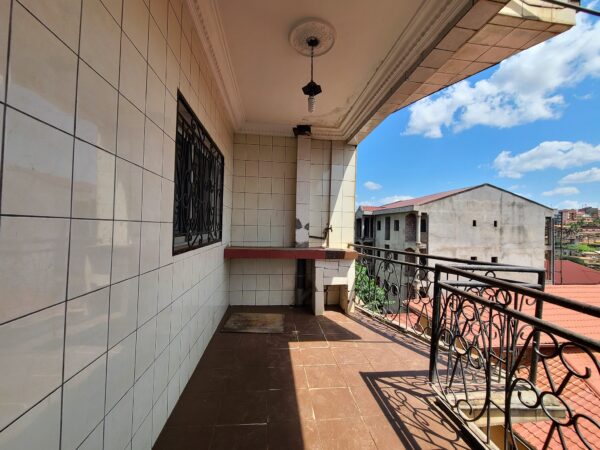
192, 0, 469, 139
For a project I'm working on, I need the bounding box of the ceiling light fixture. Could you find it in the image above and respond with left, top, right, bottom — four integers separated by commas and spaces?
289, 19, 335, 114
302, 37, 322, 113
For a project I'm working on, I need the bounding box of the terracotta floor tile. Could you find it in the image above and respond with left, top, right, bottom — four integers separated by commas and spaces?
298, 334, 330, 348
210, 424, 267, 450
301, 348, 336, 365
304, 365, 346, 389
268, 365, 308, 390
267, 419, 321, 450
267, 389, 315, 423
317, 417, 376, 450
331, 347, 369, 365
363, 415, 410, 450
188, 367, 231, 393
267, 332, 300, 349
228, 366, 270, 391
216, 391, 268, 425
267, 348, 304, 367
339, 364, 374, 387
350, 385, 387, 417
309, 388, 360, 420
208, 332, 242, 349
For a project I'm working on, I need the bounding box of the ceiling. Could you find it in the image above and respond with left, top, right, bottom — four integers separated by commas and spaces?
190, 0, 470, 140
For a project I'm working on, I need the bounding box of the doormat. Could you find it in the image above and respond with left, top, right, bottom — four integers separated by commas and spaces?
222, 312, 284, 334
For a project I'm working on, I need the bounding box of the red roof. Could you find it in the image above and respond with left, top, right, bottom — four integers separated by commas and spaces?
552, 260, 600, 285
362, 186, 472, 212
522, 284, 600, 344
513, 352, 600, 449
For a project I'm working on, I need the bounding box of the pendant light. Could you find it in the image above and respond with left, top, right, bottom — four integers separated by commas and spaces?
301, 37, 322, 113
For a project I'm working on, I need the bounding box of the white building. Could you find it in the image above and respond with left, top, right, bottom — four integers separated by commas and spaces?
356, 184, 555, 271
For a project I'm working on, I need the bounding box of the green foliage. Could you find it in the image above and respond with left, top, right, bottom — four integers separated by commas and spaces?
566, 243, 596, 253
355, 262, 393, 313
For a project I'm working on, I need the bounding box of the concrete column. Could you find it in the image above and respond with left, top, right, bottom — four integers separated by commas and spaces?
416, 211, 422, 247
295, 136, 311, 247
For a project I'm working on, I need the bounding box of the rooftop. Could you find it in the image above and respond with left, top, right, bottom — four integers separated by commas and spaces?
552, 260, 600, 285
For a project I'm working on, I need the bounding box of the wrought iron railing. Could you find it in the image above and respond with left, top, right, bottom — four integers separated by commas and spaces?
351, 244, 545, 340
350, 244, 600, 449
429, 265, 600, 450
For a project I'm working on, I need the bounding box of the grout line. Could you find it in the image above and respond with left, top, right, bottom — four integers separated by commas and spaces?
102, 1, 126, 447
129, 7, 153, 447
0, 0, 14, 220
58, 0, 84, 448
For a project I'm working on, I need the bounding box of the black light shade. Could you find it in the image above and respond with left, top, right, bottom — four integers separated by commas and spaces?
302, 80, 322, 97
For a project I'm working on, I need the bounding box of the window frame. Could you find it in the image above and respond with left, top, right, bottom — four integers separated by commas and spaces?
172, 92, 224, 255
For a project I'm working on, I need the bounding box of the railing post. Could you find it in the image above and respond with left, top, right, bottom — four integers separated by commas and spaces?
428, 265, 442, 384
529, 270, 546, 384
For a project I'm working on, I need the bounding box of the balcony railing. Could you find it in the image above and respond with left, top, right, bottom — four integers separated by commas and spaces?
351, 244, 600, 450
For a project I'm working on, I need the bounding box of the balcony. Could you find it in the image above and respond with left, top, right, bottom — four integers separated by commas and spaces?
154, 305, 471, 450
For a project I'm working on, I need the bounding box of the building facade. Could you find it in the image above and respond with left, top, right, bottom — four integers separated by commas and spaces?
356, 184, 555, 270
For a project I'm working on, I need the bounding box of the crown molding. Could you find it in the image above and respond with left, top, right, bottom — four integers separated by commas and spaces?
187, 0, 471, 143
187, 0, 245, 129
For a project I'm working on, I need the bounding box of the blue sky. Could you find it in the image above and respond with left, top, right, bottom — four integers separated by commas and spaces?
357, 4, 600, 211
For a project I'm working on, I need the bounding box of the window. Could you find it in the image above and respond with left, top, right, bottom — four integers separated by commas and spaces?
384, 244, 390, 249
494, 220, 498, 227
491, 257, 498, 263
393, 253, 398, 261
472, 220, 477, 227
173, 93, 224, 254
470, 256, 477, 261
420, 218, 427, 233
377, 220, 381, 231
385, 217, 391, 240
394, 220, 399, 231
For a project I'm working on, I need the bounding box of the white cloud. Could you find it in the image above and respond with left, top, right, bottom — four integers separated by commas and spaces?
379, 195, 413, 205
559, 167, 600, 184
363, 181, 382, 191
493, 141, 600, 178
404, 14, 600, 138
358, 194, 413, 207
542, 186, 580, 196
556, 200, 581, 209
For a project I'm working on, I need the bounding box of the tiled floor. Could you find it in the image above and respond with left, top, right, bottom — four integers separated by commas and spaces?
154, 306, 470, 449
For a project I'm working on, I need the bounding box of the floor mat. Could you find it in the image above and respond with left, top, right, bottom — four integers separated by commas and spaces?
221, 312, 285, 333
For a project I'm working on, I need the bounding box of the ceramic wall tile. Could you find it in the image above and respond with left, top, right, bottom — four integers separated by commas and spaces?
0, 305, 64, 430
8, 3, 77, 133
72, 139, 116, 220
0, 217, 69, 323
2, 109, 73, 217
64, 288, 110, 379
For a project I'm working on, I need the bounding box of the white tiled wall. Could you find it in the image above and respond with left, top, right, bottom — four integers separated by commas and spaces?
229, 259, 296, 306
0, 0, 232, 448
231, 133, 297, 247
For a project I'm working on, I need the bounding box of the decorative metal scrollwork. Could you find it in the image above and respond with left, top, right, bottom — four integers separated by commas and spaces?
173, 93, 224, 254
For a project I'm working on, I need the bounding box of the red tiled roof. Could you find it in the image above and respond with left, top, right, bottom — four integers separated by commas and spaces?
522, 284, 600, 345
362, 186, 472, 212
513, 352, 600, 449
551, 260, 600, 285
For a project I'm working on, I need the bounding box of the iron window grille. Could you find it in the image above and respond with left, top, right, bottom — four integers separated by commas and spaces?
173, 93, 224, 255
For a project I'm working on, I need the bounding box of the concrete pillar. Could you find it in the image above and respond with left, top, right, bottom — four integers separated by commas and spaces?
416, 211, 422, 247
295, 136, 311, 247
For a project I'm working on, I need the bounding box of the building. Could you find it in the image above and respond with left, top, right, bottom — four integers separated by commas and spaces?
356, 184, 555, 270
0, 1, 586, 449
